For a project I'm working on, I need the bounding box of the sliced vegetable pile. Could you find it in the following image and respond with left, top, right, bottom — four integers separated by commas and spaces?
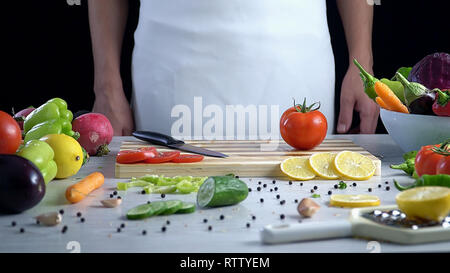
117, 174, 208, 194
116, 147, 204, 164
126, 200, 196, 220
354, 52, 450, 116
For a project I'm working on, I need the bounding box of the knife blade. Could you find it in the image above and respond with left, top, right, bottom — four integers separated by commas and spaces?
132, 131, 228, 158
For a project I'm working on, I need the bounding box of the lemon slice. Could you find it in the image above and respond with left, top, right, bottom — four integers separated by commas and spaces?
330, 194, 380, 208
280, 157, 316, 181
333, 151, 375, 180
396, 186, 450, 222
308, 152, 340, 179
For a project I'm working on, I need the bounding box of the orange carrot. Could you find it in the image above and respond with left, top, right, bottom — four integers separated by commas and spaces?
374, 81, 409, 114
66, 172, 105, 203
375, 97, 392, 110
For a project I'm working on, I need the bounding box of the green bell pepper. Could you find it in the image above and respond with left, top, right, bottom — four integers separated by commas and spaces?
16, 140, 57, 184
23, 118, 78, 143
24, 98, 73, 133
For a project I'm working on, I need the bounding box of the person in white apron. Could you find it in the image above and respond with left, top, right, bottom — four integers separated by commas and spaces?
88, 0, 378, 138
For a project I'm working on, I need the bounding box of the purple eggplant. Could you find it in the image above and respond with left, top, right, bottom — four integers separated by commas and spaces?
408, 91, 437, 116
0, 154, 45, 214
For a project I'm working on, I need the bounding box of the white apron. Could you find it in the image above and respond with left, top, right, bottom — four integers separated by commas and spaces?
131, 0, 335, 140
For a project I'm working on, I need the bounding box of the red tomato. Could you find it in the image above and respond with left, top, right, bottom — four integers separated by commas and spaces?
171, 154, 204, 163
116, 150, 148, 164
0, 110, 22, 154
437, 156, 450, 175
144, 151, 181, 163
415, 144, 444, 177
280, 104, 302, 126
280, 102, 327, 150
139, 147, 157, 158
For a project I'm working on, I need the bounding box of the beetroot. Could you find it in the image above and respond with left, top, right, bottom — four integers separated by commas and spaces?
72, 113, 113, 156
13, 107, 35, 130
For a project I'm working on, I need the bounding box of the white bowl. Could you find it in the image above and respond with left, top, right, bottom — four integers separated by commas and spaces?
380, 108, 450, 152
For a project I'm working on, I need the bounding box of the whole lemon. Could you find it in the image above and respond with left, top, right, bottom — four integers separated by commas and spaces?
40, 134, 83, 179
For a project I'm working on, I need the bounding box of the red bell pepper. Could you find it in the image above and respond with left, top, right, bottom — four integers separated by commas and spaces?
432, 89, 450, 116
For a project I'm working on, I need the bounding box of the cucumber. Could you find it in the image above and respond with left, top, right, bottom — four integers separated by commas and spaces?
197, 176, 249, 208
160, 200, 183, 215
175, 202, 196, 214
126, 201, 167, 220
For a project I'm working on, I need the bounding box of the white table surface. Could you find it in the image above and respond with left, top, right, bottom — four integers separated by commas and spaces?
1, 134, 449, 253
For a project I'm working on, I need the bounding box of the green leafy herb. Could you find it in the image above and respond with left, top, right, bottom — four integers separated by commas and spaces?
311, 194, 321, 198
338, 181, 347, 189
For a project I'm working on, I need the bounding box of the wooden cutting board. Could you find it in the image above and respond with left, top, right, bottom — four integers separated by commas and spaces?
115, 139, 381, 178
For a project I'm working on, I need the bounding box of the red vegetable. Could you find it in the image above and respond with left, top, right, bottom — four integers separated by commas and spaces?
415, 140, 450, 177
432, 89, 450, 116
171, 154, 204, 163
13, 107, 35, 130
116, 150, 148, 164
408, 52, 450, 90
72, 113, 113, 156
437, 156, 450, 175
0, 111, 22, 154
280, 99, 327, 150
144, 151, 180, 164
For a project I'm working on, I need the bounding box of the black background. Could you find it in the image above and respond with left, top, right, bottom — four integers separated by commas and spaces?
1, 0, 449, 133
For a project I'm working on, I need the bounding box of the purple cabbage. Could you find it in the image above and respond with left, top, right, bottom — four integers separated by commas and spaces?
408, 52, 450, 90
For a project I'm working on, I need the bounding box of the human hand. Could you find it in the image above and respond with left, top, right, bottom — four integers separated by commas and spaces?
93, 85, 134, 136
337, 63, 379, 134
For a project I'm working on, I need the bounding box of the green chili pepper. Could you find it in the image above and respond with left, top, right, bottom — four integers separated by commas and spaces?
394, 174, 450, 191
16, 140, 57, 184
23, 98, 74, 133
390, 150, 418, 176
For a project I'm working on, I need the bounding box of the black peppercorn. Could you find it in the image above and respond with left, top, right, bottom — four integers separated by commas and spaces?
352, 182, 357, 187
62, 226, 68, 233
219, 215, 225, 220
313, 186, 318, 190
272, 180, 276, 184
20, 228, 25, 233
334, 184, 338, 189
386, 186, 390, 191
276, 194, 280, 199
270, 189, 273, 192
368, 188, 372, 192
294, 199, 298, 203
166, 220, 171, 225
113, 191, 118, 195
203, 218, 208, 223
328, 191, 332, 195
310, 189, 314, 193
257, 186, 261, 191
300, 183, 303, 186
59, 209, 64, 215
385, 181, 389, 184
142, 230, 147, 235
121, 223, 126, 228
161, 226, 167, 232
289, 181, 292, 185
141, 190, 146, 195
248, 188, 252, 192
378, 184, 382, 188
117, 196, 122, 199
274, 187, 278, 191
280, 200, 286, 205
258, 181, 262, 185
110, 194, 114, 198
76, 212, 82, 217
263, 184, 267, 188
208, 225, 212, 231
80, 218, 85, 223
246, 223, 251, 228
161, 193, 166, 198
260, 198, 264, 203
11, 221, 16, 227
36, 220, 40, 225
280, 214, 285, 220
252, 215, 256, 220
147, 201, 151, 204
117, 228, 121, 233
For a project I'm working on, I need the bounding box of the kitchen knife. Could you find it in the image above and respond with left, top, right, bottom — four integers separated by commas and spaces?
132, 131, 228, 158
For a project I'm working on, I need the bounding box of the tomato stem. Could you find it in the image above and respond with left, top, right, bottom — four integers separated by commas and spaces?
294, 98, 321, 113
432, 138, 450, 156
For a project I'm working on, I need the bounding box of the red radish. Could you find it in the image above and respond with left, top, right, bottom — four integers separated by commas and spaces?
72, 113, 113, 156
13, 107, 35, 130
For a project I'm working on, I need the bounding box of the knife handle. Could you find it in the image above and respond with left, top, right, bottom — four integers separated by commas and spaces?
132, 131, 184, 146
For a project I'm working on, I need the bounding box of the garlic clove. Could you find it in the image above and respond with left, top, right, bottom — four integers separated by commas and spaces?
297, 198, 320, 218
101, 199, 122, 208
35, 212, 62, 226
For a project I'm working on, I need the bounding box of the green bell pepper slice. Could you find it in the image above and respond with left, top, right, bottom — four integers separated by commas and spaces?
24, 98, 73, 133
17, 140, 57, 184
